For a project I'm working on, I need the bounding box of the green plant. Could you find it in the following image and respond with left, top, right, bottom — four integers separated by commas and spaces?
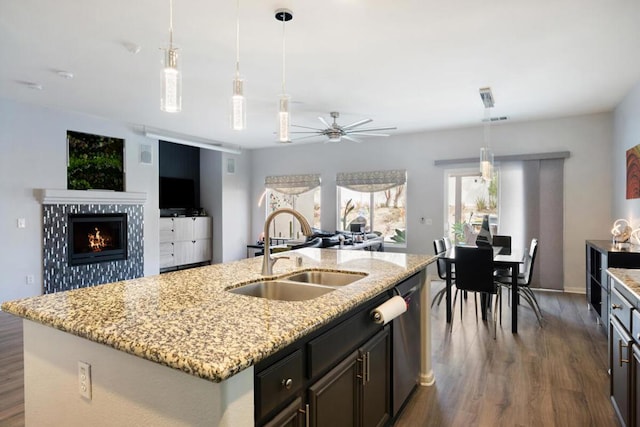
342, 199, 355, 230
390, 228, 406, 243
452, 222, 465, 242
475, 196, 488, 211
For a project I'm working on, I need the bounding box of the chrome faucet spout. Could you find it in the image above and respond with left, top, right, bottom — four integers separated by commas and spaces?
262, 208, 313, 275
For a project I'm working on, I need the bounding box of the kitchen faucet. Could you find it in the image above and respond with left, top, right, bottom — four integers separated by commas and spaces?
262, 208, 314, 275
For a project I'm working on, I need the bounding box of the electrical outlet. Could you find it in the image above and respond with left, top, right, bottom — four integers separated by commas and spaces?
26, 275, 34, 285
17, 218, 26, 229
78, 361, 92, 400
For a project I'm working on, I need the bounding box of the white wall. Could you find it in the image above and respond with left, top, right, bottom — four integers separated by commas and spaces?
250, 113, 613, 292
201, 151, 252, 263
613, 81, 640, 222
0, 98, 160, 304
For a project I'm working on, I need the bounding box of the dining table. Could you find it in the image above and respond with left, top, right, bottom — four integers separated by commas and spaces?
440, 245, 526, 333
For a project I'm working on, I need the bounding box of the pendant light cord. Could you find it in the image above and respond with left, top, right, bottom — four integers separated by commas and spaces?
281, 11, 286, 95
483, 107, 491, 149
168, 0, 174, 48
235, 0, 240, 77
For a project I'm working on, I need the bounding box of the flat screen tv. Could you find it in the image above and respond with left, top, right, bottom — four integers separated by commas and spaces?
159, 177, 196, 209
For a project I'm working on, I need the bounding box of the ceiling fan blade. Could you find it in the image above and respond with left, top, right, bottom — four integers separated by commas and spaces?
291, 124, 324, 131
347, 126, 397, 133
342, 118, 373, 129
342, 135, 362, 143
318, 116, 331, 128
346, 132, 390, 137
290, 131, 324, 134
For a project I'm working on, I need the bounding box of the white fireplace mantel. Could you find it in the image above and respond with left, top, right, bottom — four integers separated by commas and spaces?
37, 189, 147, 205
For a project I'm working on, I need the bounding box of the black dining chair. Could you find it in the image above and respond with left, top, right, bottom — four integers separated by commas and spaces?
452, 245, 502, 339
496, 238, 542, 327
492, 235, 512, 253
431, 238, 457, 308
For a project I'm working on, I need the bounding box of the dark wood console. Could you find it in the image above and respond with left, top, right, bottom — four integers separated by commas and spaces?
586, 240, 640, 330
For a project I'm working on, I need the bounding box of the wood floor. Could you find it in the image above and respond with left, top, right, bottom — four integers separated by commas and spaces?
0, 289, 619, 427
395, 286, 620, 427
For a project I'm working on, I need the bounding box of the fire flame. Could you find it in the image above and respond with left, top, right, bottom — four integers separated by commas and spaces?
88, 227, 111, 252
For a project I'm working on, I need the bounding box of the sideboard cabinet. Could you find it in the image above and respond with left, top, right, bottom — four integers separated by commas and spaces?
160, 217, 212, 271
586, 240, 640, 330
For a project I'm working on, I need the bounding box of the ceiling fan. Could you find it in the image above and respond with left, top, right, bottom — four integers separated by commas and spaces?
291, 112, 397, 143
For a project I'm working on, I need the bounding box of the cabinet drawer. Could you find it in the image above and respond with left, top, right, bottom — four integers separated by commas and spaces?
633, 309, 640, 344
256, 349, 304, 420
159, 242, 174, 256
611, 287, 633, 331
307, 300, 384, 379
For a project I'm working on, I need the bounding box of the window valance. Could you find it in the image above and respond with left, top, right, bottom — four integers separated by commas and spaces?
265, 174, 321, 195
336, 169, 406, 192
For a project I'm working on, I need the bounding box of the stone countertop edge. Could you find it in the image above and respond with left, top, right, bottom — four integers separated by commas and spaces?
1, 248, 436, 383
607, 268, 640, 300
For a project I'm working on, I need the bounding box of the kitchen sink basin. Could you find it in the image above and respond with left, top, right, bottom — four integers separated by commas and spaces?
284, 270, 367, 287
227, 280, 335, 301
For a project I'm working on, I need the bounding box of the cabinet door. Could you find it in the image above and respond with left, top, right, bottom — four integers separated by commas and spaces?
159, 242, 175, 268
611, 317, 632, 427
308, 351, 359, 427
159, 218, 175, 242
173, 218, 193, 241
634, 345, 640, 427
191, 240, 211, 264
193, 217, 212, 240
264, 397, 305, 427
174, 241, 195, 266
360, 327, 391, 427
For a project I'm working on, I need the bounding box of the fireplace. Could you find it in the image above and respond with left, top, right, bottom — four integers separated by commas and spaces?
68, 213, 128, 266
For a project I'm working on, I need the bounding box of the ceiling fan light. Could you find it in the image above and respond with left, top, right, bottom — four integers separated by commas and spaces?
231, 78, 245, 130
278, 95, 290, 142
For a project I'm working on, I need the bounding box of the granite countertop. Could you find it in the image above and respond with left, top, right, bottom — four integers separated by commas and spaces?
1, 248, 435, 383
607, 268, 640, 299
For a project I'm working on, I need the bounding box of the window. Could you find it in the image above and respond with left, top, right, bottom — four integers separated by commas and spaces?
263, 174, 321, 239
446, 169, 499, 243
337, 170, 407, 245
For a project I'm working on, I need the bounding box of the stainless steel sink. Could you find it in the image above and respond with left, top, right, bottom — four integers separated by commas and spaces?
227, 280, 335, 301
284, 270, 367, 287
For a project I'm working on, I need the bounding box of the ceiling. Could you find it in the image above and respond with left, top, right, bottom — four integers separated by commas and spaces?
1, 0, 640, 150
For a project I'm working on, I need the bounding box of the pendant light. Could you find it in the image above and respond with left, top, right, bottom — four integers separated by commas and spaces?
479, 87, 494, 181
231, 0, 245, 130
275, 9, 293, 143
161, 0, 181, 113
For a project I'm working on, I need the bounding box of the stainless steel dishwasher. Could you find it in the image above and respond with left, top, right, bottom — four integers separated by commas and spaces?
391, 273, 422, 416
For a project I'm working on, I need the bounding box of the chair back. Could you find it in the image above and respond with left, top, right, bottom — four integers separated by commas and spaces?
454, 246, 497, 294
443, 236, 452, 250
492, 235, 511, 249
433, 238, 448, 280
523, 238, 539, 285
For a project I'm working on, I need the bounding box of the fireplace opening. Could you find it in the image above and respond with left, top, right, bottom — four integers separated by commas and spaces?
68, 213, 128, 266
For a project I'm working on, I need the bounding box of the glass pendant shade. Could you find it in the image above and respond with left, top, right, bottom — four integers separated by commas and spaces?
231, 78, 246, 130
161, 49, 181, 113
480, 146, 494, 181
278, 94, 291, 143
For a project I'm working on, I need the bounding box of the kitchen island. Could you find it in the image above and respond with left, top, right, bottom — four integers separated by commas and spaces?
1, 248, 436, 426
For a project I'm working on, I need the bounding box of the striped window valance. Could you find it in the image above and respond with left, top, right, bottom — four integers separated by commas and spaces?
265, 174, 321, 195
336, 169, 406, 192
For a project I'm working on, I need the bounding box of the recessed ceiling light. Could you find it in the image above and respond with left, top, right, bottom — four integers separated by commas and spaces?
123, 42, 141, 54
56, 70, 74, 79
26, 82, 43, 90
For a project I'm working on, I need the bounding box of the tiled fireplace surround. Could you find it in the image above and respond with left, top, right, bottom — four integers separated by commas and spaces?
39, 189, 147, 294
